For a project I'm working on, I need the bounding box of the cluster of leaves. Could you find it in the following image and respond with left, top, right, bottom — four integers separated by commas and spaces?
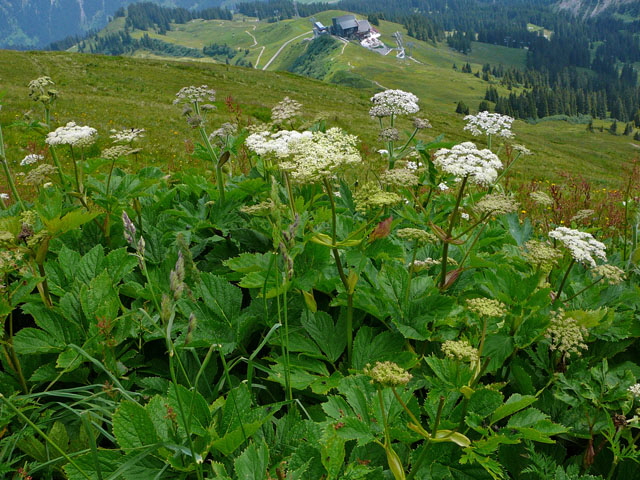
1, 79, 640, 480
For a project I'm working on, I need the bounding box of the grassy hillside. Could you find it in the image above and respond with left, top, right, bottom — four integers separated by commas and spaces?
0, 45, 637, 188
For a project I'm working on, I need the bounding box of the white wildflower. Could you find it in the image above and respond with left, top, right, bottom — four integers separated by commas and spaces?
46, 122, 97, 147
406, 160, 422, 171
438, 182, 449, 191
245, 130, 313, 157
548, 226, 607, 268
369, 89, 420, 118
0, 193, 8, 200
378, 149, 389, 155
433, 142, 503, 186
20, 154, 44, 166
629, 383, 640, 399
463, 111, 514, 139
278, 128, 361, 183
110, 128, 145, 144
173, 85, 216, 105
271, 96, 302, 122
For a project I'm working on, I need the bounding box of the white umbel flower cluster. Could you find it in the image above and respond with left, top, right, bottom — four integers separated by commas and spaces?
271, 97, 302, 122
369, 89, 420, 118
110, 128, 145, 144
548, 226, 607, 268
173, 85, 216, 105
245, 130, 313, 157
279, 127, 361, 183
46, 122, 98, 147
20, 154, 44, 166
629, 383, 640, 399
433, 142, 503, 186
463, 111, 515, 139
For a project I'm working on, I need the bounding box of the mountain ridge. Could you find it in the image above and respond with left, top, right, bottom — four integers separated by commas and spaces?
0, 0, 225, 49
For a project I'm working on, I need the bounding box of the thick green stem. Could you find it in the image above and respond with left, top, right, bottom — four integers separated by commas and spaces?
196, 112, 225, 204
432, 396, 445, 436
37, 263, 53, 308
69, 145, 82, 195
49, 146, 66, 187
324, 178, 354, 364
404, 247, 418, 305
440, 176, 468, 289
554, 258, 576, 305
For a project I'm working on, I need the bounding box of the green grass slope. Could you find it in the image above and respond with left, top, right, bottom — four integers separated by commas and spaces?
1, 45, 637, 187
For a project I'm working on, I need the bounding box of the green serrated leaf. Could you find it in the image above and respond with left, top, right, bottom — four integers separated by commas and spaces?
234, 442, 269, 480
490, 394, 537, 425
112, 401, 159, 450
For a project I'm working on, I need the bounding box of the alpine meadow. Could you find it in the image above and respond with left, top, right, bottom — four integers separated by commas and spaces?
1, 0, 640, 479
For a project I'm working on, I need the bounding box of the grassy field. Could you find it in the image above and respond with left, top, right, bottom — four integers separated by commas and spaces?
2, 10, 639, 189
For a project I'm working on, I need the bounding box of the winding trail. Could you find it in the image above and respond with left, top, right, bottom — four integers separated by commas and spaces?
245, 29, 258, 47
262, 30, 312, 71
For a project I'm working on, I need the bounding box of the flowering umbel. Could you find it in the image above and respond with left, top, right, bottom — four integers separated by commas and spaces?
548, 226, 606, 268
433, 142, 503, 186
46, 122, 97, 147
369, 89, 420, 118
463, 111, 514, 139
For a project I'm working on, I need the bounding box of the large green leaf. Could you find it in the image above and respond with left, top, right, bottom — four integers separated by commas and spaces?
234, 442, 269, 480
167, 383, 211, 437
490, 394, 537, 425
113, 401, 159, 450
301, 310, 346, 363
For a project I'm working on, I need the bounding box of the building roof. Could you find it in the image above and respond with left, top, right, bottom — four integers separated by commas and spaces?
314, 21, 326, 30
357, 19, 371, 33
334, 14, 358, 31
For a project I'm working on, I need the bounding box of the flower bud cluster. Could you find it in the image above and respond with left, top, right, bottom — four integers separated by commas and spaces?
397, 228, 437, 244
545, 310, 588, 358
442, 339, 479, 363
529, 191, 554, 207
591, 264, 626, 285
364, 361, 412, 387
474, 193, 519, 215
28, 76, 58, 105
521, 240, 563, 269
466, 297, 507, 317
353, 182, 402, 212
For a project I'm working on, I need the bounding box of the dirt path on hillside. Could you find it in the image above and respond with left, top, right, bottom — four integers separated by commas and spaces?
254, 46, 265, 69
262, 30, 312, 70
245, 30, 258, 47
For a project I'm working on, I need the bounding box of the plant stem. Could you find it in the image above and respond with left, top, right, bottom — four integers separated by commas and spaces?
196, 114, 225, 204
69, 145, 83, 195
404, 247, 418, 305
323, 178, 354, 364
37, 263, 53, 308
432, 396, 445, 436
0, 122, 26, 211
440, 176, 468, 289
554, 258, 576, 305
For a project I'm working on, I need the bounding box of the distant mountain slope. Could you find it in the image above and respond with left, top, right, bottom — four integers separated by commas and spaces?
0, 0, 225, 49
555, 0, 639, 17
